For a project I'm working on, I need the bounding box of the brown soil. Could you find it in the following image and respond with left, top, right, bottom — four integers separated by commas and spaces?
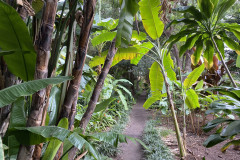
159, 115, 240, 160
114, 95, 149, 160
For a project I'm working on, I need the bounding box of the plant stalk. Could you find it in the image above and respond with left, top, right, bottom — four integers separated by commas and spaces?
211, 36, 237, 88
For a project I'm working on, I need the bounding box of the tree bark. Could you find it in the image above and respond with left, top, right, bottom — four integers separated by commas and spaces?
17, 0, 58, 159
59, 0, 97, 127
79, 40, 117, 132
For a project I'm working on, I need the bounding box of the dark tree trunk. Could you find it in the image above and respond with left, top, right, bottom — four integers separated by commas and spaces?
79, 40, 117, 132
59, 0, 97, 128
17, 0, 58, 159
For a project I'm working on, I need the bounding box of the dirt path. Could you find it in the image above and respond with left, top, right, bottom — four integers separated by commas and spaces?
115, 95, 149, 160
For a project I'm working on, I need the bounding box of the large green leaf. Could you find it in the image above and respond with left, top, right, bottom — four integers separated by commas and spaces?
143, 94, 164, 109
221, 139, 240, 152
9, 97, 26, 129
68, 132, 99, 159
89, 45, 151, 67
42, 118, 68, 160
185, 89, 200, 109
203, 118, 233, 132
0, 137, 4, 160
48, 86, 61, 125
139, 0, 164, 40
163, 50, 176, 82
191, 37, 203, 65
0, 1, 36, 81
13, 126, 70, 145
149, 62, 164, 95
203, 134, 228, 148
179, 34, 201, 57
0, 76, 71, 108
94, 97, 115, 112
204, 40, 214, 69
116, 0, 139, 47
214, 36, 225, 60
115, 88, 128, 110
130, 42, 153, 65
197, 0, 215, 18
221, 120, 240, 137
221, 35, 240, 55
184, 64, 204, 89
216, 0, 236, 21
91, 31, 116, 46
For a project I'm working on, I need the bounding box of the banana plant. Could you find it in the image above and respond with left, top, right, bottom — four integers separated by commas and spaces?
138, 0, 186, 157
166, 0, 240, 88
203, 87, 240, 152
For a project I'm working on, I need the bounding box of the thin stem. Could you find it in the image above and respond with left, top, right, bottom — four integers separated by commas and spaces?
210, 36, 237, 88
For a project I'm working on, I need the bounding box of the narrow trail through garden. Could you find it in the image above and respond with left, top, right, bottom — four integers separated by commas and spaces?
115, 94, 149, 160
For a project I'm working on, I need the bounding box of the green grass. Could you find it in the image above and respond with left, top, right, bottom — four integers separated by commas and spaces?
142, 120, 174, 160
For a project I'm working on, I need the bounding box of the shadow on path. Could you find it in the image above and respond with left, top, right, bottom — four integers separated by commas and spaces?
114, 95, 150, 160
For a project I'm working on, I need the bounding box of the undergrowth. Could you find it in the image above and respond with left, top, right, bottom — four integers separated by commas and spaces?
95, 105, 133, 158
142, 120, 174, 160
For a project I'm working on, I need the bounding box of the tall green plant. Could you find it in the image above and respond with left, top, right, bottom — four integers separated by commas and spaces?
166, 0, 239, 87
139, 0, 186, 157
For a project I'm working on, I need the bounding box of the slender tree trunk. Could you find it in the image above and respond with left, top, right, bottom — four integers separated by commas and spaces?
159, 61, 186, 158
59, 0, 97, 126
79, 40, 117, 132
17, 1, 58, 159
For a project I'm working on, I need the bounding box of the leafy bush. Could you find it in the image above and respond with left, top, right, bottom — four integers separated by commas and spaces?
142, 120, 173, 160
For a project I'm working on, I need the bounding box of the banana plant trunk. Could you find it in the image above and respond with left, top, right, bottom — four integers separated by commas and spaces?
59, 0, 97, 128
79, 40, 117, 132
159, 61, 186, 158
17, 1, 58, 159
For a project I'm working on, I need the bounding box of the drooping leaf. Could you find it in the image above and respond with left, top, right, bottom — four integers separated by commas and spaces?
42, 118, 68, 160
184, 64, 204, 89
116, 0, 139, 47
13, 126, 70, 145
131, 30, 147, 41
222, 35, 240, 55
221, 120, 240, 137
9, 97, 26, 129
89, 45, 151, 67
202, 118, 233, 132
203, 134, 228, 148
91, 31, 116, 46
139, 0, 164, 40
179, 34, 201, 57
130, 42, 153, 65
204, 40, 214, 69
115, 88, 128, 110
143, 95, 164, 109
68, 132, 99, 159
163, 50, 176, 82
166, 18, 198, 30
0, 76, 71, 108
191, 37, 203, 65
94, 97, 115, 112
48, 86, 61, 125
185, 89, 200, 109
149, 62, 164, 95
0, 1, 36, 81
214, 36, 225, 60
